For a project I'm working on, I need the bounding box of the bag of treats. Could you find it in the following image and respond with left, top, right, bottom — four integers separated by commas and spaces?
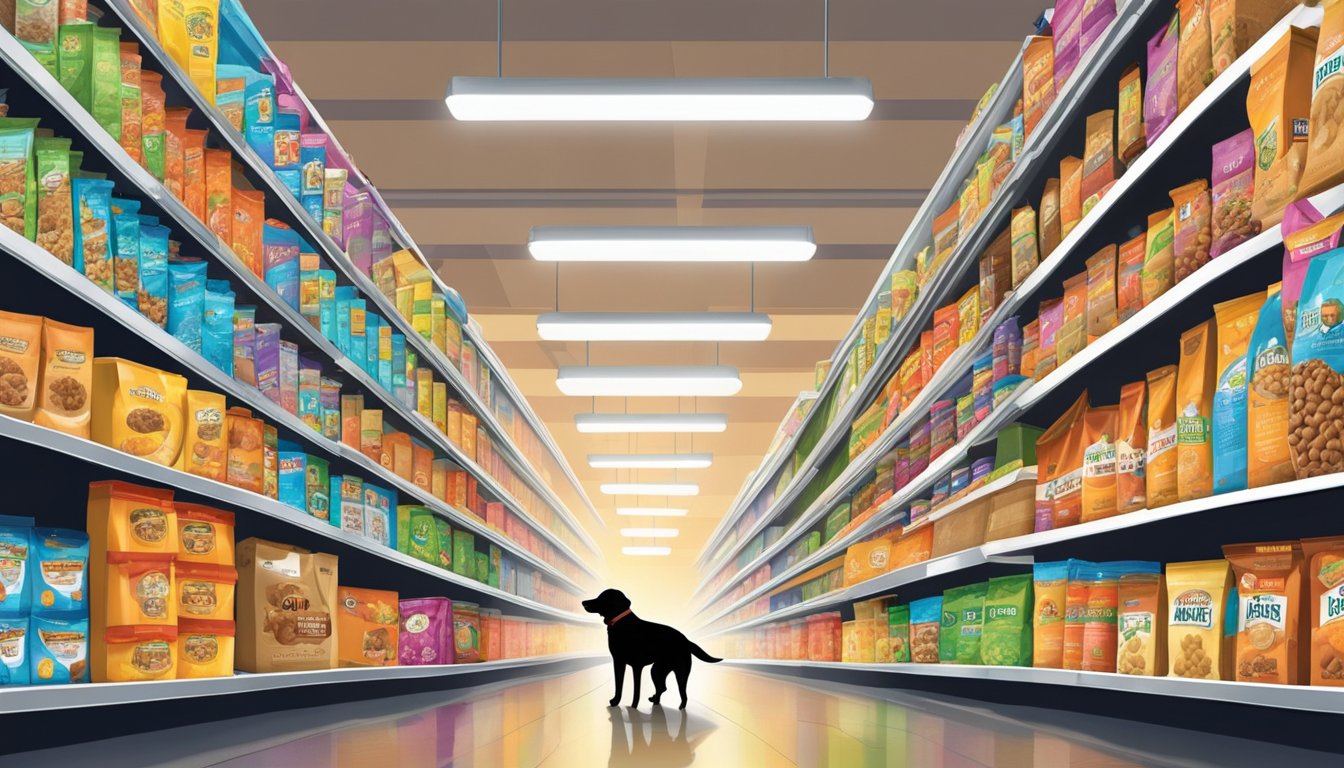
236, 537, 338, 673
168, 259, 208, 353
137, 223, 169, 328
1086, 245, 1117, 344
225, 406, 264, 493
1117, 232, 1145, 322
1118, 64, 1146, 164
34, 136, 73, 266
1042, 391, 1089, 530
15, 1, 59, 74
1117, 562, 1166, 676
1060, 156, 1083, 238
1081, 110, 1116, 214
1212, 292, 1265, 494
981, 574, 1033, 667
179, 389, 226, 482
140, 71, 166, 181
1010, 206, 1039, 288
31, 526, 89, 615
33, 319, 93, 437
1179, 0, 1214, 111
1145, 14, 1181, 145
1166, 559, 1233, 679
1290, 244, 1344, 478
1210, 0, 1297, 78
932, 203, 959, 276
337, 585, 399, 668
1283, 204, 1340, 348
92, 357, 186, 467
72, 177, 114, 293
1063, 560, 1098, 670
1081, 405, 1118, 522
1146, 365, 1180, 507
1247, 283, 1295, 488
1177, 320, 1217, 501
203, 279, 235, 376
1224, 540, 1305, 684
1037, 298, 1063, 378
1141, 209, 1176, 305
1299, 0, 1344, 200
1057, 272, 1088, 366
1248, 26, 1318, 227
1023, 36, 1057, 138
91, 27, 121, 141
1171, 180, 1212, 283
1033, 560, 1071, 667
0, 310, 43, 421
1210, 129, 1261, 257
909, 596, 942, 663
1040, 178, 1062, 258
1116, 380, 1147, 513
1301, 535, 1344, 686
119, 43, 142, 165
1054, 0, 1083, 91
111, 198, 142, 309
942, 582, 987, 664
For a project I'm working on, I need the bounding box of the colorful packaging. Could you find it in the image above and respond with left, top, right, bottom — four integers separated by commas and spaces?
231, 189, 265, 278
1059, 155, 1083, 238
981, 574, 1032, 666
337, 585, 399, 668
1210, 129, 1260, 258
941, 582, 986, 664
72, 177, 114, 293
1117, 565, 1166, 675
29, 527, 88, 614
1118, 64, 1146, 164
1085, 245, 1117, 343
1141, 209, 1175, 305
34, 136, 73, 266
0, 616, 29, 685
85, 480, 177, 557
1081, 405, 1118, 523
175, 503, 234, 566
176, 619, 235, 679
1212, 292, 1266, 494
140, 71, 166, 181
1247, 283, 1295, 488
1040, 178, 1062, 258
235, 537, 337, 673
168, 259, 208, 353
1057, 272, 1087, 366
399, 597, 452, 666
1145, 14, 1181, 145
1301, 535, 1344, 686
909, 596, 941, 663
119, 43, 143, 164
1177, 320, 1217, 501
1023, 36, 1057, 138
33, 319, 93, 438
1117, 232, 1145, 322
1171, 179, 1212, 283
1248, 26, 1318, 227
91, 357, 186, 467
30, 614, 89, 684
1166, 559, 1233, 679
225, 406, 264, 493
1290, 246, 1344, 477
1295, 0, 1344, 201
137, 224, 169, 328
1224, 540, 1305, 684
1081, 110, 1116, 213
1037, 391, 1088, 532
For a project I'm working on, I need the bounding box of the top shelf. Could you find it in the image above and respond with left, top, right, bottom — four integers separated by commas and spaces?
101, 0, 602, 554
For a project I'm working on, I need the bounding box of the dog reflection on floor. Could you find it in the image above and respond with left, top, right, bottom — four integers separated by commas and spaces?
608, 704, 712, 768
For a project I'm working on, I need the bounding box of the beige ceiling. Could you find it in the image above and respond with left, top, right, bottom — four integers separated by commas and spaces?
255, 0, 1042, 617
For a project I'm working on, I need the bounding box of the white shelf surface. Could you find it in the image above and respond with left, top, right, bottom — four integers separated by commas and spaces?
0, 653, 604, 714
0, 413, 597, 624
0, 31, 599, 581
100, 0, 603, 549
725, 659, 1344, 714
694, 3, 1332, 605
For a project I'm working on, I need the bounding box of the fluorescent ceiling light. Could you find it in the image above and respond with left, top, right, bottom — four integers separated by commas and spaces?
576, 413, 728, 434
589, 453, 713, 469
445, 77, 873, 121
538, 312, 772, 342
557, 366, 741, 397
622, 546, 672, 556
615, 507, 689, 517
601, 483, 699, 496
529, 225, 815, 263
620, 528, 680, 538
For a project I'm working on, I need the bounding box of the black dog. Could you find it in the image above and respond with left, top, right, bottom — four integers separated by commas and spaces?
583, 588, 722, 709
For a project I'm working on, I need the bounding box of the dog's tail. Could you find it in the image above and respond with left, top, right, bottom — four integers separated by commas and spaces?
688, 642, 723, 663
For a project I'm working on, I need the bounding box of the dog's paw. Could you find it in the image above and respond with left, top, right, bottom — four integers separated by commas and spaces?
679, 701, 688, 710
608, 698, 619, 707
649, 696, 661, 705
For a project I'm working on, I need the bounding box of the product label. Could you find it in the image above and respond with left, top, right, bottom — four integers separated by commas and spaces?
1170, 589, 1215, 629
1241, 593, 1286, 631
1148, 424, 1177, 457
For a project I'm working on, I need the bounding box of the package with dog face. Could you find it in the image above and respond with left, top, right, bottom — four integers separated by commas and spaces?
235, 537, 338, 673
91, 357, 186, 467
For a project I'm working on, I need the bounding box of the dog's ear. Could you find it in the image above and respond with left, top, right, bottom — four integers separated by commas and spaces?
609, 590, 631, 613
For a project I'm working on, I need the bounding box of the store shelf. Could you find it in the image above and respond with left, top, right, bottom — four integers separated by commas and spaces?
0, 226, 591, 594
0, 31, 598, 582
0, 653, 604, 714
694, 2, 1328, 603
724, 659, 1344, 715
0, 413, 596, 623
100, 0, 602, 554
695, 0, 1160, 579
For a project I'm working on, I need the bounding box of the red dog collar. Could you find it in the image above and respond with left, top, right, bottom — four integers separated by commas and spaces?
606, 609, 632, 626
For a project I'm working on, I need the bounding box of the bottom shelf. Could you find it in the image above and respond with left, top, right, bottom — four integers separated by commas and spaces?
0, 653, 605, 714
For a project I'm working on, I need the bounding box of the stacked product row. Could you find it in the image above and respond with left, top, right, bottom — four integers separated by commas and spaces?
0, 479, 595, 687
2, 0, 591, 557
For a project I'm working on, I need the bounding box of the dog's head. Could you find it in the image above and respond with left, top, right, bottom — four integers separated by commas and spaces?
582, 588, 632, 622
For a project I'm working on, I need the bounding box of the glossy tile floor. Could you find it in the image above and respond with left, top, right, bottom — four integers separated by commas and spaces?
8, 663, 1338, 767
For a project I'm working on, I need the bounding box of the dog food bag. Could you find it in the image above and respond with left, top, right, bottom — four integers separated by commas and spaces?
1210, 130, 1260, 259
908, 596, 942, 664
0, 615, 30, 685
176, 562, 236, 623
225, 406, 264, 493
1081, 111, 1116, 214
1010, 206, 1039, 288
86, 480, 177, 559
30, 527, 88, 615
1117, 233, 1146, 322
1086, 245, 1118, 344
1141, 209, 1176, 305
932, 203, 959, 273
1247, 284, 1295, 487
138, 223, 169, 328
1146, 13, 1181, 145
400, 597, 452, 666
1167, 559, 1233, 679
1212, 291, 1266, 494
1211, 1, 1298, 77
102, 551, 176, 628
1224, 540, 1305, 684
1300, 0, 1344, 199
1116, 380, 1148, 513
1177, 320, 1217, 501
981, 574, 1032, 667
15, 1, 59, 74
203, 280, 235, 376
1118, 64, 1146, 164
30, 614, 88, 685
1171, 179, 1212, 283
72, 177, 114, 293
168, 259, 207, 353
1054, 0, 1083, 90
100, 624, 177, 683
1301, 535, 1344, 685
1179, 0, 1215, 111
1039, 299, 1064, 377
178, 389, 226, 483
1290, 246, 1344, 478
119, 44, 142, 164
231, 189, 264, 278
1049, 391, 1090, 530
1032, 561, 1071, 668
1081, 562, 1147, 673
1063, 560, 1098, 670
1023, 36, 1057, 138
0, 516, 34, 617
91, 358, 186, 467
236, 538, 337, 673
941, 582, 987, 664
1118, 565, 1166, 675
337, 585, 398, 668
1060, 156, 1083, 238
1146, 364, 1180, 507
0, 311, 42, 423
1249, 26, 1318, 227
34, 136, 73, 266
176, 618, 235, 679
1058, 272, 1088, 366
1283, 204, 1339, 348
452, 601, 482, 663
140, 71, 166, 181
1081, 405, 1118, 523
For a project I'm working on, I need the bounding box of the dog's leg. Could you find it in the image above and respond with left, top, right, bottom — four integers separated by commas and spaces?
674, 659, 692, 710
609, 660, 624, 707
629, 664, 645, 707
648, 661, 669, 705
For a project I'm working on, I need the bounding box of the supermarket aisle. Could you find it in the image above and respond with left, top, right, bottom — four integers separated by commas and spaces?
9, 665, 1337, 768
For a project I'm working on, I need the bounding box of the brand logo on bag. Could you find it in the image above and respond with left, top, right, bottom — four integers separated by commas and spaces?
127, 386, 165, 402
1171, 589, 1214, 628
1254, 345, 1288, 370
0, 336, 28, 353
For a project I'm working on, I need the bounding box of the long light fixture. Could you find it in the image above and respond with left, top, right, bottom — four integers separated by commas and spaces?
538, 312, 772, 342
556, 366, 741, 397
615, 507, 689, 517
576, 413, 728, 434
622, 546, 672, 556
589, 453, 713, 469
445, 77, 873, 121
529, 225, 815, 263
620, 528, 680, 538
601, 482, 699, 496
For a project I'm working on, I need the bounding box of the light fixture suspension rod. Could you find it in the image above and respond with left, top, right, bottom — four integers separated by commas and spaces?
750, 263, 755, 312
824, 0, 829, 78
497, 0, 503, 77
